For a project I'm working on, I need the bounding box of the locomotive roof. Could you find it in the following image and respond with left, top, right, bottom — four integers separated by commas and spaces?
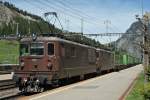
21, 36, 97, 49
21, 36, 112, 53
96, 48, 113, 54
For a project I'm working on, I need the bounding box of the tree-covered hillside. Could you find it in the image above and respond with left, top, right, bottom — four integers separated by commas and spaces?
0, 1, 62, 35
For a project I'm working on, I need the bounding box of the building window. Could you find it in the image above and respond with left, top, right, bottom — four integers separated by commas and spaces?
48, 43, 54, 55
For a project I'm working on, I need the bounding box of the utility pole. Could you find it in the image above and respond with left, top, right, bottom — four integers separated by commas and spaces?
66, 19, 69, 33
104, 20, 111, 33
136, 15, 149, 91
104, 20, 111, 46
81, 18, 84, 35
28, 20, 30, 35
141, 0, 144, 16
137, 15, 149, 69
143, 15, 149, 69
16, 23, 19, 36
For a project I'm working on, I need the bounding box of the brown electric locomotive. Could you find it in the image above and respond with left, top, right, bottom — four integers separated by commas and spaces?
13, 35, 114, 93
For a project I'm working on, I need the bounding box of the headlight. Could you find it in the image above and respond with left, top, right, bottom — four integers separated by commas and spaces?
23, 78, 27, 82
47, 63, 52, 70
21, 62, 24, 66
36, 79, 39, 83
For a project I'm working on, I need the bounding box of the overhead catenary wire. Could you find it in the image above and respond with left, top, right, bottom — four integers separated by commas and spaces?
23, 0, 96, 33
53, 0, 103, 22
22, 0, 121, 35
8, 0, 122, 37
46, 0, 122, 34
4, 0, 122, 34
38, 0, 103, 26
53, 0, 123, 32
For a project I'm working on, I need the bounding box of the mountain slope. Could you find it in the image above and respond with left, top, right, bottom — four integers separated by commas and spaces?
116, 13, 150, 59
0, 1, 62, 35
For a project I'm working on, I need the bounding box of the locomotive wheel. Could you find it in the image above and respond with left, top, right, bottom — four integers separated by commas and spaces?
27, 85, 32, 93
34, 85, 39, 92
51, 79, 59, 87
59, 79, 66, 85
39, 87, 44, 92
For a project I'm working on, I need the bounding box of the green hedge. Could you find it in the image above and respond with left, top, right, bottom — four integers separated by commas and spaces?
0, 40, 19, 64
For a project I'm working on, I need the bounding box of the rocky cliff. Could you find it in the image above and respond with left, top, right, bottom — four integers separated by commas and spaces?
116, 13, 150, 59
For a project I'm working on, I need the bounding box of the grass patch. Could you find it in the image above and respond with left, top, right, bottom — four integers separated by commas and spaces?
0, 40, 19, 64
126, 72, 144, 100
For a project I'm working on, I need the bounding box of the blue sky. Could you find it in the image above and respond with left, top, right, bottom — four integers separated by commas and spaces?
3, 0, 150, 43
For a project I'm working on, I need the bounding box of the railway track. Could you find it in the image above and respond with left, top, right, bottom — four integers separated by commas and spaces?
0, 79, 16, 90
0, 87, 20, 99
0, 79, 20, 99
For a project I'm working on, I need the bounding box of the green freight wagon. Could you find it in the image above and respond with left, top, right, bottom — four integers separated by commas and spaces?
128, 55, 131, 64
114, 51, 126, 70
114, 52, 123, 65
123, 54, 128, 65
114, 50, 141, 70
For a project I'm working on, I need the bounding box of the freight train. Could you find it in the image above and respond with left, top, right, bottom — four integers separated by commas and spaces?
13, 35, 141, 93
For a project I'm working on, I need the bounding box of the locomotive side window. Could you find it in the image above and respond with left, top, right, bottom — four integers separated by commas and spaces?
71, 47, 76, 57
88, 49, 96, 63
20, 44, 29, 56
65, 47, 70, 58
61, 43, 65, 57
48, 43, 54, 55
30, 43, 44, 55
96, 51, 99, 58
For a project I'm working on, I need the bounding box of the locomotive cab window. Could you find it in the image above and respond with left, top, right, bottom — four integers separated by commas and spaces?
20, 43, 29, 56
48, 43, 54, 55
30, 43, 44, 55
